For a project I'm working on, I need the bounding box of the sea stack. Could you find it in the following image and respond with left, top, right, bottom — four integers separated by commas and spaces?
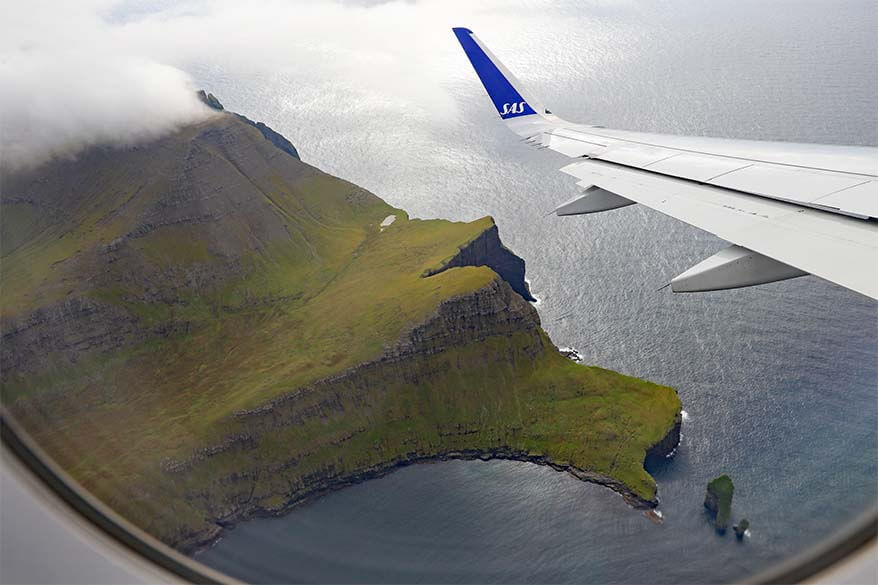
704, 475, 734, 533
734, 519, 750, 540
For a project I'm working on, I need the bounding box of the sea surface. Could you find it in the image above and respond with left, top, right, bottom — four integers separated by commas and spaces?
193, 1, 878, 582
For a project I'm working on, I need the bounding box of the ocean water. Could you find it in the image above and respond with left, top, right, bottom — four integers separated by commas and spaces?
193, 1, 878, 582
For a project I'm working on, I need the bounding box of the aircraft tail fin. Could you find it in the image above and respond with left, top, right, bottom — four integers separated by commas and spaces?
452, 27, 549, 121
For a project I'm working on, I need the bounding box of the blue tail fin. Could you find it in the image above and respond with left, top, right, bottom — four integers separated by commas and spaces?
452, 27, 541, 120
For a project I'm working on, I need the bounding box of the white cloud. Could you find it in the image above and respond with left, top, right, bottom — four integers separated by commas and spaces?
112, 0, 556, 120
0, 0, 627, 170
0, 1, 212, 170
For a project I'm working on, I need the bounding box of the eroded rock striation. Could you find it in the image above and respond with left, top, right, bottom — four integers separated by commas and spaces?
645, 413, 682, 465
423, 223, 535, 301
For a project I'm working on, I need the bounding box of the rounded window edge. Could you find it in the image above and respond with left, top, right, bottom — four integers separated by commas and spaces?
1, 411, 236, 585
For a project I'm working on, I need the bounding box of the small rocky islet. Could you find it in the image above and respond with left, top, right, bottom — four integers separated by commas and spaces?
704, 474, 749, 540
705, 474, 734, 532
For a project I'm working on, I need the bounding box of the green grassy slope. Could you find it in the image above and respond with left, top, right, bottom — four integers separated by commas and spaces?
1, 113, 680, 550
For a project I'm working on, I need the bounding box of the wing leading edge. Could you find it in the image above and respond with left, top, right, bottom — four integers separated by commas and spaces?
452, 27, 878, 300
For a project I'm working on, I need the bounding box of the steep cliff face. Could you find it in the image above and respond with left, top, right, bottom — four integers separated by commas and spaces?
396, 277, 541, 357
424, 222, 535, 301
1, 111, 681, 554
645, 413, 683, 465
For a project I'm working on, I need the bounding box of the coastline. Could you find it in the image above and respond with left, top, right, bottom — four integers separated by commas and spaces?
190, 411, 682, 556
2, 112, 682, 557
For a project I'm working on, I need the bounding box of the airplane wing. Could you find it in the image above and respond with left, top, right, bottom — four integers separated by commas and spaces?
452, 27, 878, 300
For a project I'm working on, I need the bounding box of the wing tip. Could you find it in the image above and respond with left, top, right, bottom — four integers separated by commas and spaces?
451, 26, 541, 120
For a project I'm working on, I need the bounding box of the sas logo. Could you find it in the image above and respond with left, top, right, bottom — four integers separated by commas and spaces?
501, 101, 528, 115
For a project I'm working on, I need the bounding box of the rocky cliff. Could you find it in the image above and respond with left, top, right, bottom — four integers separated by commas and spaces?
423, 223, 535, 301
1, 109, 681, 553
158, 274, 679, 552
645, 413, 682, 465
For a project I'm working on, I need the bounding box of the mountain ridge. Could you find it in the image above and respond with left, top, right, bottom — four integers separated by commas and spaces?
1, 109, 681, 551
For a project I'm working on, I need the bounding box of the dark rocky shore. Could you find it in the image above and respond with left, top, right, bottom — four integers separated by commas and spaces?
191, 413, 682, 554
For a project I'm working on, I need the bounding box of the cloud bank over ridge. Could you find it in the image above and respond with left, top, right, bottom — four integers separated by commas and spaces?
2, 0, 588, 170
0, 1, 220, 170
